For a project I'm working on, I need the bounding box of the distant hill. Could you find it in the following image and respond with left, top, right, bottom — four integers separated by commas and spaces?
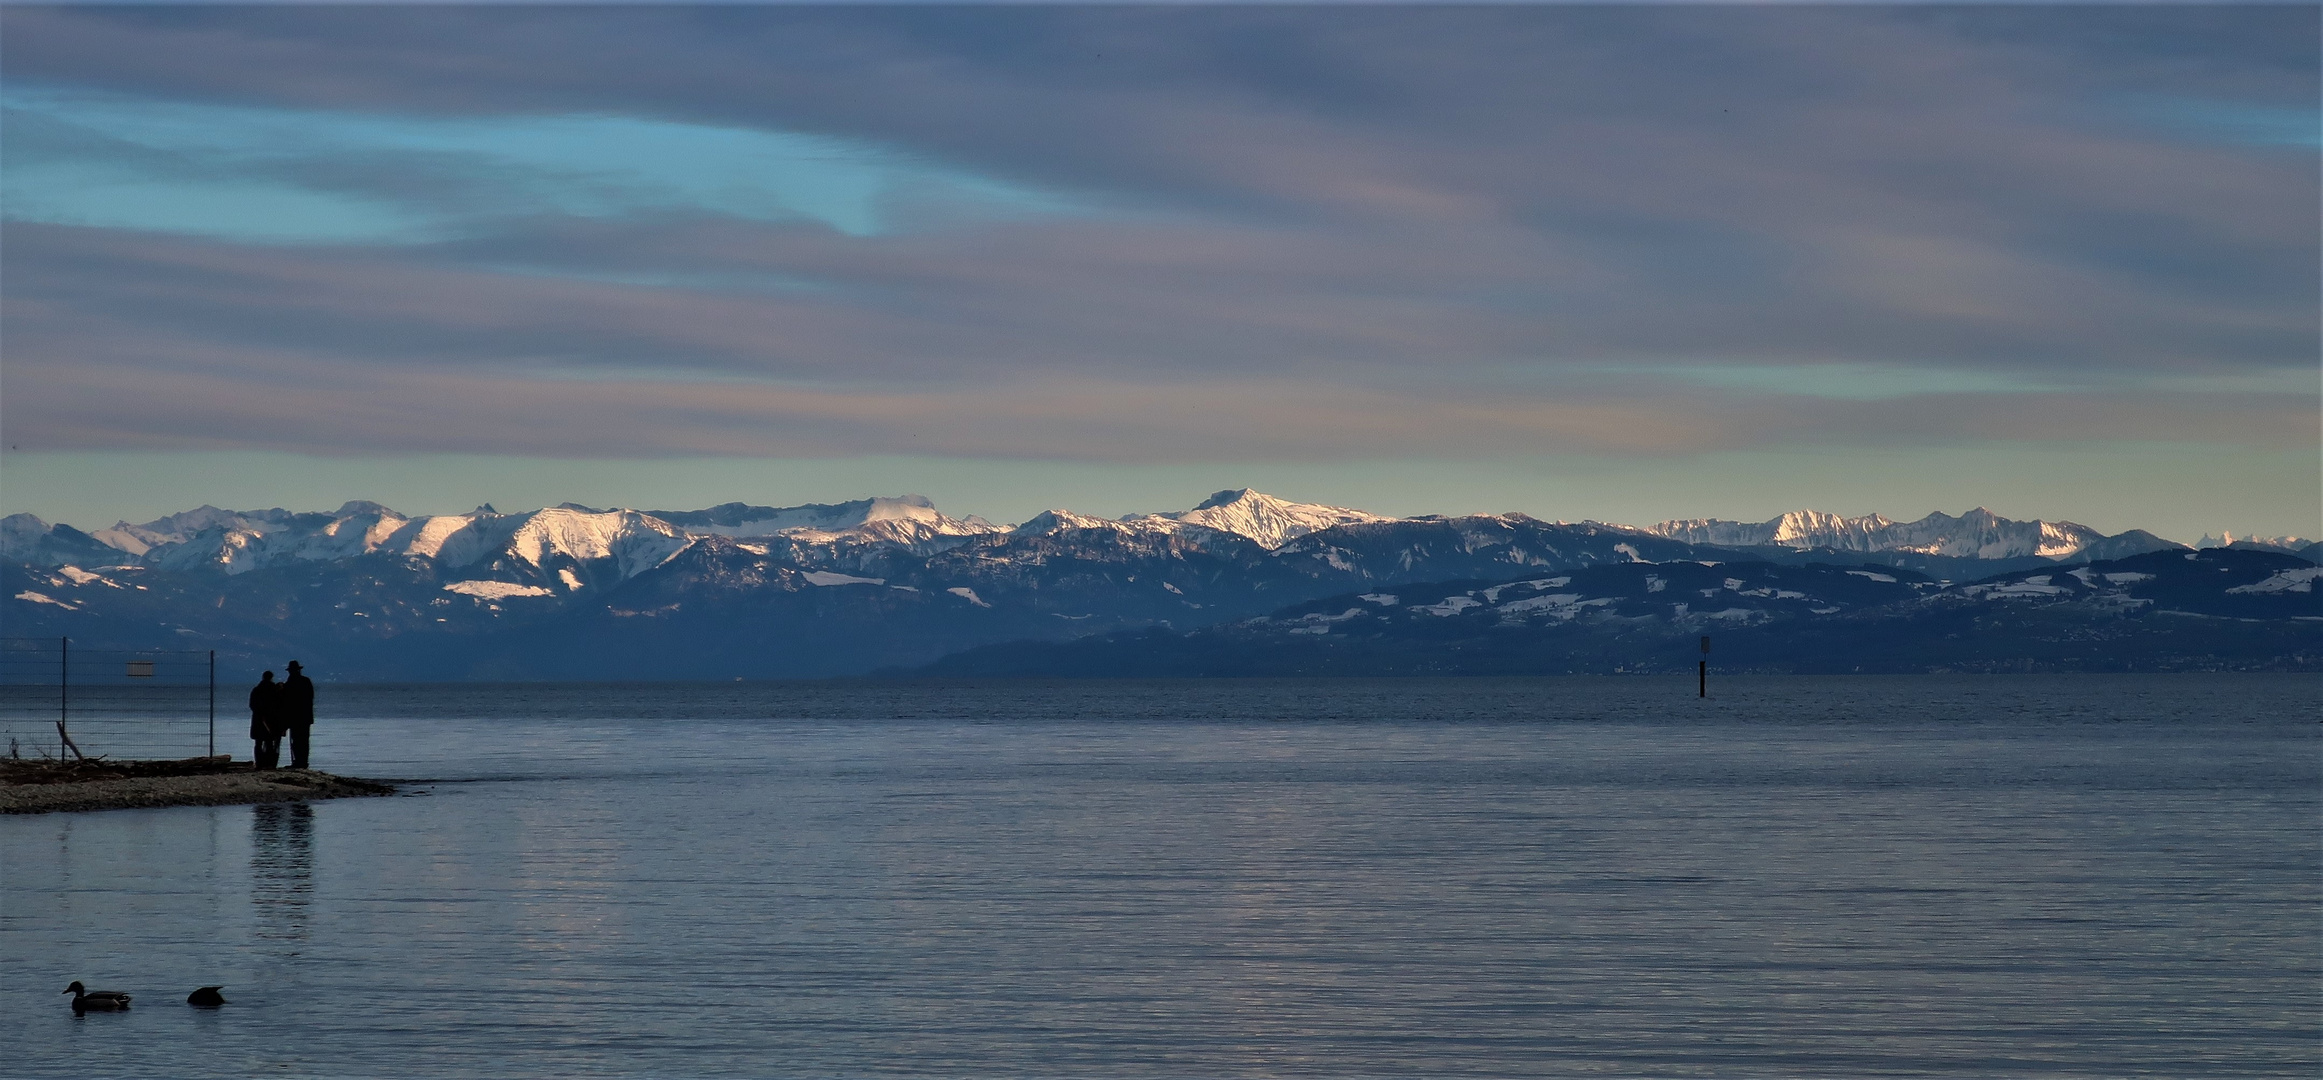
913, 549, 2322, 677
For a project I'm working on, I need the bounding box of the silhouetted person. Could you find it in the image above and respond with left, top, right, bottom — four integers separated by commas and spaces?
248, 671, 282, 770
282, 660, 316, 769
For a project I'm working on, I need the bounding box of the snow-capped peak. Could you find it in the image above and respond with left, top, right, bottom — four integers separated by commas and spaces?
1133, 489, 1391, 550
89, 505, 303, 556
505, 507, 687, 571
2, 513, 51, 548
2198, 531, 2316, 553
1012, 509, 1127, 535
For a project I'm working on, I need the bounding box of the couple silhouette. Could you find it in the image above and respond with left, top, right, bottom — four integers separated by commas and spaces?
247, 661, 316, 770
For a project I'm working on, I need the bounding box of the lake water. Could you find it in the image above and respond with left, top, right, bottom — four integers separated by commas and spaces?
5, 675, 2317, 1078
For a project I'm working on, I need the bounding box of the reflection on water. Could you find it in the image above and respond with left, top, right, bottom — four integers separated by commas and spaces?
250, 802, 313, 942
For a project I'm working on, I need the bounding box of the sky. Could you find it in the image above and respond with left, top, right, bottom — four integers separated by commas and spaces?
1, 4, 2316, 541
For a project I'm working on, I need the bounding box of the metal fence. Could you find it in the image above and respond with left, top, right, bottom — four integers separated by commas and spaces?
0, 638, 217, 761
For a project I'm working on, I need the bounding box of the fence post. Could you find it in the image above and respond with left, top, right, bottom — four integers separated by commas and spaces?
208, 651, 217, 757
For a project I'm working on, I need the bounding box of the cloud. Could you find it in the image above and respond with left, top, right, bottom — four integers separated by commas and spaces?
0, 6, 2313, 465
6, 228, 2312, 464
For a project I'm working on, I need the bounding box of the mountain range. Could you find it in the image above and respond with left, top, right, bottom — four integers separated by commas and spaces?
4, 490, 2314, 679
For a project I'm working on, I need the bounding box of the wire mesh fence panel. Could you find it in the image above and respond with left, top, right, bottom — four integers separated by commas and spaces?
0, 639, 216, 762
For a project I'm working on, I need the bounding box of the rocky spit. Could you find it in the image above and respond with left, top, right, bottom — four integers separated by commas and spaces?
0, 756, 395, 814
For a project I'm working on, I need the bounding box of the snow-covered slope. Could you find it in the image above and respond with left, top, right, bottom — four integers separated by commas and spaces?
28, 496, 1005, 583
1010, 508, 1173, 538
501, 508, 693, 583
1130, 489, 1389, 549
1642, 509, 1898, 551
1006, 508, 1234, 549
109, 503, 697, 584
1643, 508, 2177, 562
88, 505, 318, 557
1011, 509, 1125, 535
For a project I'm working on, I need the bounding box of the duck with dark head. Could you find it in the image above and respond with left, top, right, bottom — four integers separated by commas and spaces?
64, 981, 131, 1012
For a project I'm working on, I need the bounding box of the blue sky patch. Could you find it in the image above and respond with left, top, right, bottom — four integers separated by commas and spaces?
1, 85, 1080, 244
2124, 95, 2320, 150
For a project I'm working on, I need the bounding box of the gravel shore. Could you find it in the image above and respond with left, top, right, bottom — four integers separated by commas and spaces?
0, 758, 396, 815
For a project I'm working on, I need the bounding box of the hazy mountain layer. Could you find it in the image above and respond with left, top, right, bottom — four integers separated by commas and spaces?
918, 549, 2322, 677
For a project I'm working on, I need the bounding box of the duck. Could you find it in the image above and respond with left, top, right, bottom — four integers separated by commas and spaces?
63, 981, 132, 1011
187, 986, 227, 1007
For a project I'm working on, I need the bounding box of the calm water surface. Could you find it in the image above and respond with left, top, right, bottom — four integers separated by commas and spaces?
5, 675, 2316, 1077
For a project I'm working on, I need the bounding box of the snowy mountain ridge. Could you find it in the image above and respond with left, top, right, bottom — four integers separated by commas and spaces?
5, 489, 2307, 681
1641, 507, 2170, 562
3, 491, 2195, 586
73, 503, 701, 586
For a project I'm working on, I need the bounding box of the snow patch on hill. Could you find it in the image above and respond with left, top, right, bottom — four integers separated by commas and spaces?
803, 571, 885, 587
443, 581, 554, 599
2227, 567, 2319, 594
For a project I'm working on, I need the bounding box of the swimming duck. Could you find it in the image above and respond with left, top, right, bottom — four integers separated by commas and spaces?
187, 986, 227, 1007
63, 981, 132, 1011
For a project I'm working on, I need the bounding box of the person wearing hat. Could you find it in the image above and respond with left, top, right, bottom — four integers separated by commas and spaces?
282, 660, 316, 769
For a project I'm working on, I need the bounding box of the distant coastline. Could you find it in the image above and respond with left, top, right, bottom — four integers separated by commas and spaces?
0, 757, 395, 815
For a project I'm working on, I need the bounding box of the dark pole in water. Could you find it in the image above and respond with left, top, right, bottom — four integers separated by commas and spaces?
208, 650, 217, 757
57, 635, 79, 760
1698, 636, 1710, 698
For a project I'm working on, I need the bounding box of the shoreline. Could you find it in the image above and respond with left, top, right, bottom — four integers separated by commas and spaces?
0, 757, 397, 815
